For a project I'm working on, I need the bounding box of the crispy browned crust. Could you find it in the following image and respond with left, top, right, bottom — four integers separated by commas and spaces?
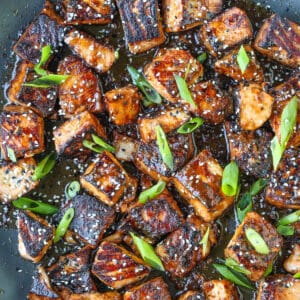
254, 14, 300, 67
116, 0, 166, 54
224, 212, 283, 281
203, 280, 239, 300
200, 7, 253, 57
116, 176, 138, 213
177, 290, 205, 300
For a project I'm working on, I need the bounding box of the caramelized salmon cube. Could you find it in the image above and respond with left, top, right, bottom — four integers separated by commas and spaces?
13, 1, 64, 64
92, 241, 151, 289
224, 212, 283, 281
177, 291, 204, 300
113, 133, 139, 162
200, 7, 253, 57
116, 0, 166, 54
254, 14, 300, 68
116, 176, 138, 213
144, 49, 203, 103
104, 85, 142, 126
138, 106, 190, 143
265, 148, 300, 209
57, 55, 103, 118
53, 111, 106, 158
203, 280, 239, 300
214, 45, 264, 82
173, 150, 234, 222
283, 244, 300, 275
7, 61, 57, 118
237, 83, 274, 130
0, 105, 44, 160
124, 277, 171, 300
80, 151, 129, 206
18, 211, 54, 263
64, 29, 116, 73
0, 158, 39, 203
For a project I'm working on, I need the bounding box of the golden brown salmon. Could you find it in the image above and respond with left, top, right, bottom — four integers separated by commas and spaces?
203, 280, 239, 300
283, 244, 300, 275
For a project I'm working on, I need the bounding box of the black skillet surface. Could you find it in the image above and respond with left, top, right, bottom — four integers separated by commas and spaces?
0, 1, 299, 299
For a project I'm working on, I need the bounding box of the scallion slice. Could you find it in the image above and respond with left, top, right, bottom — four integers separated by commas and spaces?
225, 258, 251, 275
54, 207, 75, 243
7, 146, 17, 163
34, 45, 52, 76
237, 45, 250, 74
294, 272, 300, 279
278, 210, 300, 226
221, 161, 239, 196
236, 192, 252, 223
92, 134, 115, 153
245, 228, 270, 255
174, 74, 196, 108
276, 225, 295, 236
66, 181, 80, 199
199, 227, 210, 256
138, 180, 166, 204
82, 140, 103, 153
197, 52, 207, 64
263, 264, 273, 277
130, 232, 164, 271
12, 197, 58, 215
156, 125, 174, 170
249, 179, 268, 196
24, 74, 69, 88
32, 153, 56, 181
177, 117, 204, 134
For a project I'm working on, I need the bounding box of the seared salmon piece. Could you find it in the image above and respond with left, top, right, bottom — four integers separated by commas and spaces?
203, 280, 239, 300
225, 121, 272, 178
257, 275, 300, 300
53, 111, 106, 159
189, 80, 232, 124
113, 133, 139, 162
47, 246, 96, 297
116, 0, 166, 54
173, 150, 234, 222
104, 85, 142, 126
80, 151, 129, 206
55, 195, 115, 247
173, 268, 205, 291
13, 1, 64, 64
18, 211, 54, 263
7, 61, 57, 118
57, 55, 103, 118
92, 241, 151, 289
214, 45, 264, 82
138, 106, 190, 143
254, 14, 300, 68
127, 189, 184, 239
283, 244, 300, 275
0, 105, 44, 161
116, 176, 138, 213
265, 148, 300, 209
0, 158, 39, 203
64, 29, 116, 73
144, 49, 203, 103
163, 0, 223, 32
237, 83, 274, 130
68, 292, 121, 300
124, 277, 171, 300
155, 215, 217, 277
135, 131, 194, 181
200, 7, 253, 57
177, 291, 204, 300
224, 212, 283, 281
60, 0, 115, 25
28, 266, 61, 300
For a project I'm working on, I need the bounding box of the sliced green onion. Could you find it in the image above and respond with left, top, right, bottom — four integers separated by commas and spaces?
236, 192, 252, 223
270, 136, 283, 172
294, 272, 300, 279
34, 45, 52, 76
82, 140, 103, 153
24, 74, 70, 88
177, 117, 204, 134
138, 180, 166, 204
32, 153, 56, 181
12, 197, 58, 215
199, 227, 210, 256
213, 263, 254, 289
130, 232, 164, 271
54, 207, 75, 243
225, 258, 251, 275
174, 74, 196, 108
249, 179, 268, 196
277, 225, 295, 236
237, 45, 250, 74
245, 228, 270, 255
156, 125, 174, 170
127, 66, 161, 105
7, 146, 17, 163
66, 181, 80, 199
278, 210, 300, 226
197, 52, 207, 64
92, 134, 115, 153
114, 50, 119, 60
221, 161, 239, 196
264, 264, 273, 277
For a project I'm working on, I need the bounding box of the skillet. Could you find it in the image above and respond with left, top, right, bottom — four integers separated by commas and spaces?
0, 0, 299, 299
